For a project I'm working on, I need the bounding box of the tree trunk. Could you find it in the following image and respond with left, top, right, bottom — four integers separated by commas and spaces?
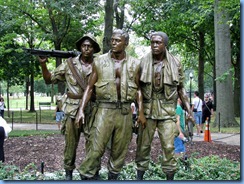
198, 31, 205, 100
114, 0, 125, 29
103, 0, 114, 54
51, 84, 54, 103
29, 59, 35, 112
233, 52, 240, 117
214, 0, 237, 127
6, 82, 10, 118
25, 76, 29, 110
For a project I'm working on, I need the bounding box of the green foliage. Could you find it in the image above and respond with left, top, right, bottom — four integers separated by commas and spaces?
117, 155, 240, 180
183, 155, 240, 180
0, 161, 19, 180
215, 68, 235, 83
8, 130, 59, 137
0, 155, 240, 180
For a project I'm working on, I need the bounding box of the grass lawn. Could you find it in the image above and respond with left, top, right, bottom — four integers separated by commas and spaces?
4, 96, 56, 124
6, 96, 55, 109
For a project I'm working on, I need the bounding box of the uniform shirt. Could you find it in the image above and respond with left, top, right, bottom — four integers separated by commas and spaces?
140, 50, 184, 120
51, 55, 92, 118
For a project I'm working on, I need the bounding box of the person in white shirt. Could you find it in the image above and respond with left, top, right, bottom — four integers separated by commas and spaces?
191, 91, 203, 136
0, 97, 5, 118
131, 102, 138, 134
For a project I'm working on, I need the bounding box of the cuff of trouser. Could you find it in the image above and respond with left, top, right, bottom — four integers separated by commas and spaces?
78, 169, 96, 179
164, 169, 177, 175
64, 165, 76, 171
136, 166, 147, 172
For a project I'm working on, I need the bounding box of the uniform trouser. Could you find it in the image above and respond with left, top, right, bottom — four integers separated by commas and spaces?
78, 107, 133, 178
0, 127, 5, 162
135, 119, 177, 174
63, 117, 82, 170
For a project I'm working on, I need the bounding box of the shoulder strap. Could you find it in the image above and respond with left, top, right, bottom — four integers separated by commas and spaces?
67, 58, 86, 91
204, 101, 211, 113
196, 99, 200, 109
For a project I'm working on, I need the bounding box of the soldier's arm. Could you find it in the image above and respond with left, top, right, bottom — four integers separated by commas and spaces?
75, 64, 98, 127
38, 56, 52, 84
135, 67, 146, 129
177, 84, 194, 123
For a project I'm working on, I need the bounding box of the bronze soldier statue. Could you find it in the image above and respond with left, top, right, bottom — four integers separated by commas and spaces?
75, 29, 146, 180
135, 31, 194, 180
38, 34, 101, 180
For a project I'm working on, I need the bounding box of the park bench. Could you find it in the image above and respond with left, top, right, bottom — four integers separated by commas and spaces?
39, 102, 51, 109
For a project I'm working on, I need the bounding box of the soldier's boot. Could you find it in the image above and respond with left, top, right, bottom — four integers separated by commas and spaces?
136, 170, 145, 180
166, 172, 175, 180
65, 169, 73, 180
94, 170, 100, 180
80, 174, 95, 180
108, 171, 119, 180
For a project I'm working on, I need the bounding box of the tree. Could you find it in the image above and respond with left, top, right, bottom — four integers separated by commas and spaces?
128, 0, 215, 100
1, 0, 102, 112
103, 0, 114, 53
214, 0, 237, 127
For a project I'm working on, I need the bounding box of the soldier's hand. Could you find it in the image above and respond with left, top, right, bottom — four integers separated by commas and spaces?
75, 109, 85, 128
38, 56, 48, 63
137, 114, 146, 129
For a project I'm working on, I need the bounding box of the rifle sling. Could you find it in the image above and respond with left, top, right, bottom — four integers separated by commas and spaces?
67, 58, 86, 91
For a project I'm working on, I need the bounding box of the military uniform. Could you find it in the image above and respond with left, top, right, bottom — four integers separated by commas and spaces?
51, 55, 93, 171
136, 49, 184, 177
78, 51, 141, 178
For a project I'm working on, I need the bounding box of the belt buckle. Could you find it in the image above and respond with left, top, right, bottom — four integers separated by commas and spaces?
116, 101, 122, 108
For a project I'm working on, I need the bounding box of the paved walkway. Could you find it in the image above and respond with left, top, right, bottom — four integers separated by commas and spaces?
8, 123, 240, 146
191, 132, 240, 146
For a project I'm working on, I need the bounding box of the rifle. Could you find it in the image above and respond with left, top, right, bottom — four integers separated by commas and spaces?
23, 48, 80, 58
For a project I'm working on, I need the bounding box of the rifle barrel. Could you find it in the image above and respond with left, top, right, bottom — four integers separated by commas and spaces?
23, 48, 80, 58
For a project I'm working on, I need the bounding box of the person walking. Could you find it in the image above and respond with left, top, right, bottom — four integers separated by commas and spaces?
174, 98, 188, 157
192, 91, 203, 136
0, 97, 5, 118
54, 102, 64, 130
0, 116, 11, 162
38, 34, 101, 180
131, 102, 138, 134
75, 29, 146, 180
135, 31, 193, 180
202, 93, 214, 127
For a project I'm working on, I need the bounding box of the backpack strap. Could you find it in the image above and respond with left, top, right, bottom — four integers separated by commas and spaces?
67, 58, 86, 91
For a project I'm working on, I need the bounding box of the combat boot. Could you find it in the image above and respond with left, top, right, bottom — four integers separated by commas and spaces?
65, 169, 73, 180
166, 172, 175, 180
136, 170, 145, 180
108, 171, 119, 180
94, 170, 100, 180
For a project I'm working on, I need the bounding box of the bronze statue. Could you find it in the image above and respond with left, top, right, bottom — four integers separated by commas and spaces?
135, 31, 193, 180
38, 34, 101, 180
75, 29, 146, 180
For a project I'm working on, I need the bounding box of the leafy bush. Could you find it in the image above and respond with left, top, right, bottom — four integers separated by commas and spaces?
0, 155, 240, 180
118, 155, 240, 180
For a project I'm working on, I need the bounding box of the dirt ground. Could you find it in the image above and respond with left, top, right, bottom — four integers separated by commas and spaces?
4, 133, 240, 172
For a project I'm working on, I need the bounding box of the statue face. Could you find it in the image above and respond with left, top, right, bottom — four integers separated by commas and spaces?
80, 39, 94, 58
150, 35, 166, 56
110, 33, 128, 53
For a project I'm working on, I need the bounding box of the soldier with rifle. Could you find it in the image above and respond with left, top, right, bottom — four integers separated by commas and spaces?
37, 34, 101, 180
